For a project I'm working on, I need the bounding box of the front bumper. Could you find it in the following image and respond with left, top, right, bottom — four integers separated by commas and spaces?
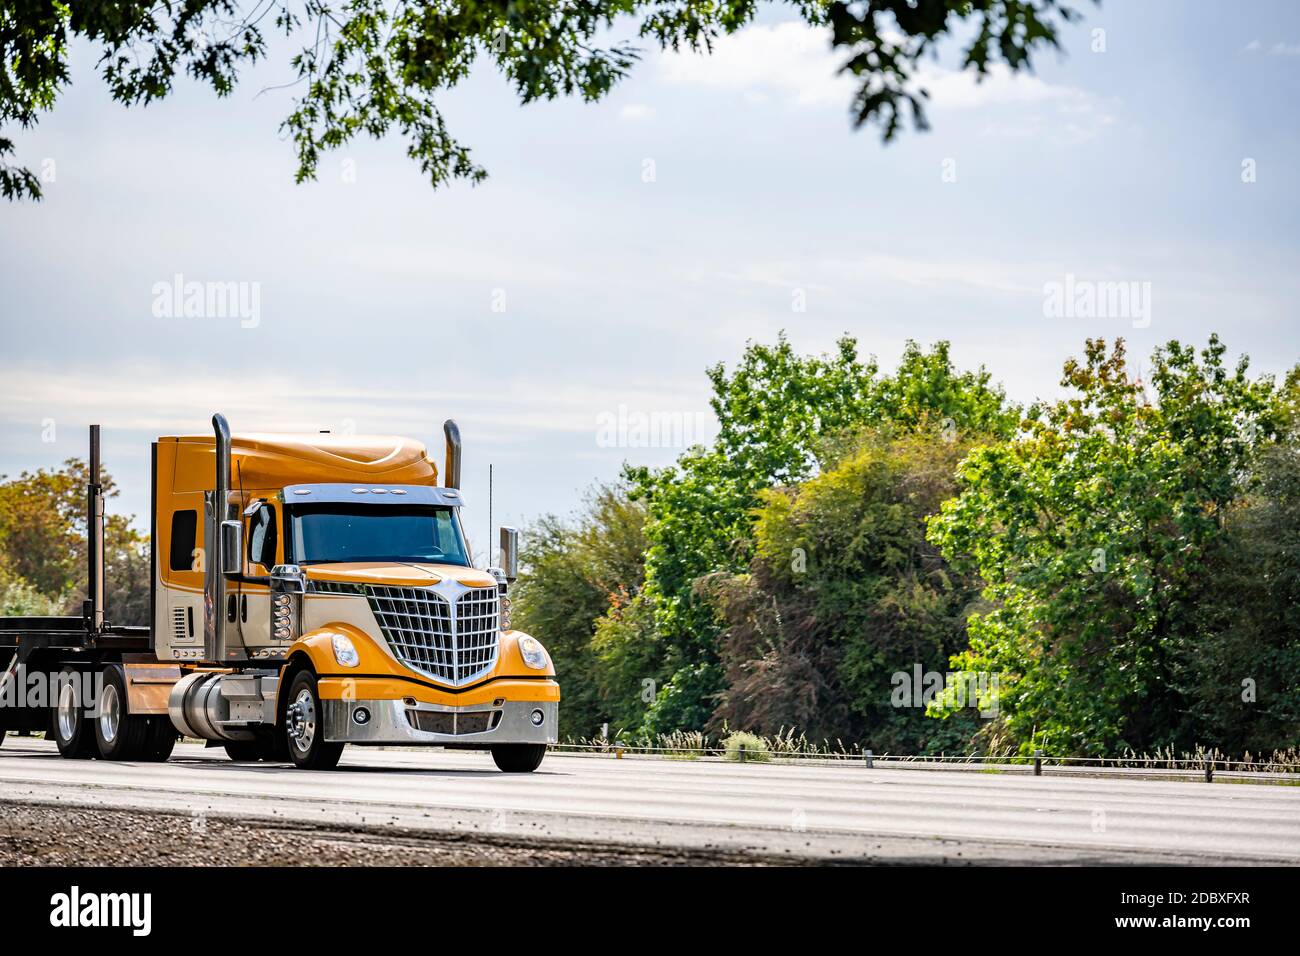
322, 698, 558, 746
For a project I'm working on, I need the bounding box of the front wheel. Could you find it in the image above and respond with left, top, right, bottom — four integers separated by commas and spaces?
283, 670, 344, 771
491, 744, 546, 773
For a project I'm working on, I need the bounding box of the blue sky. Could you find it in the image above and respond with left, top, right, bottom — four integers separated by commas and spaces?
1, 0, 1298, 555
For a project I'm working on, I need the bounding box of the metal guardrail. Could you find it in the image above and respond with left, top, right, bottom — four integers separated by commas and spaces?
549, 743, 1300, 782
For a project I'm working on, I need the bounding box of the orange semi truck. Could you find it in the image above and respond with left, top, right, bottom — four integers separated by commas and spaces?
0, 416, 559, 771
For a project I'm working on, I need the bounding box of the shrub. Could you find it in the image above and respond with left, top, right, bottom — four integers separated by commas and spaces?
722, 731, 771, 762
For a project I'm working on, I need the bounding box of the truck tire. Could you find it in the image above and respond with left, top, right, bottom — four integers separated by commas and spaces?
140, 716, 177, 762
224, 740, 263, 762
261, 727, 291, 763
94, 667, 150, 760
284, 670, 344, 770
491, 744, 547, 773
52, 668, 96, 759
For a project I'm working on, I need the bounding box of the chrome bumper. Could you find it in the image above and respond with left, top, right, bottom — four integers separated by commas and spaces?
322, 698, 558, 746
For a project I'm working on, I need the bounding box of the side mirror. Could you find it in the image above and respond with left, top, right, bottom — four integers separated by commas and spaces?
220, 519, 243, 575
270, 564, 307, 594
499, 526, 518, 583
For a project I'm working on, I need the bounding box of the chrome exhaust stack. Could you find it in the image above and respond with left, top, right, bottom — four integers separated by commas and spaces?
204, 413, 242, 661
85, 424, 105, 633
443, 419, 461, 489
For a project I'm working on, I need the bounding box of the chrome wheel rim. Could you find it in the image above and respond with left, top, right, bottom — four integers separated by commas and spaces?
98, 683, 121, 743
288, 688, 316, 753
57, 681, 78, 741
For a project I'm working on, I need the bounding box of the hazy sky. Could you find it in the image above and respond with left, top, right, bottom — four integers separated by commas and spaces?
2, 0, 1298, 556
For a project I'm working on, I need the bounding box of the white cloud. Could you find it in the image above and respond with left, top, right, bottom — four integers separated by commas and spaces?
618, 103, 654, 121
717, 251, 1041, 300
659, 21, 847, 107
1242, 38, 1300, 55
658, 21, 1114, 138
0, 364, 713, 447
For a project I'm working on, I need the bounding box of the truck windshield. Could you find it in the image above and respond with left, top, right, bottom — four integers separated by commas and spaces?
288, 504, 471, 567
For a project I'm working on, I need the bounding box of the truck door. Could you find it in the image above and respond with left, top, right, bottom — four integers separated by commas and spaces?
239, 501, 279, 651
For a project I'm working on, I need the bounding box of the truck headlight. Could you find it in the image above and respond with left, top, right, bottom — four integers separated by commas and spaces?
499, 595, 513, 631
331, 634, 359, 668
518, 636, 547, 670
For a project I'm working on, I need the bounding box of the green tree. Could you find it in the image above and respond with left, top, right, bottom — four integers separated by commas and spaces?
928, 337, 1281, 756
512, 483, 648, 739
1177, 369, 1300, 754
625, 334, 878, 733
0, 459, 151, 625
2, 1, 1088, 199
627, 335, 1016, 734
0, 567, 64, 616
703, 429, 989, 750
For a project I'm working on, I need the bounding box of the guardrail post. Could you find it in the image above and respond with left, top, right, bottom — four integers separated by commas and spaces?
1033, 750, 1043, 776
864, 749, 874, 769
1205, 762, 1213, 783
739, 742, 747, 763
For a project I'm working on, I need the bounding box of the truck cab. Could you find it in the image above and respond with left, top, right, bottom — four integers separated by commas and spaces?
0, 416, 559, 772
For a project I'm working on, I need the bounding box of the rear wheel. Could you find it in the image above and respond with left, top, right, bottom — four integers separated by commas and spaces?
140, 716, 177, 762
491, 744, 547, 773
94, 667, 150, 760
284, 670, 344, 770
53, 669, 96, 759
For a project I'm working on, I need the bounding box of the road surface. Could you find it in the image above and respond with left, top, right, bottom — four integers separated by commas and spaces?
1, 739, 1298, 864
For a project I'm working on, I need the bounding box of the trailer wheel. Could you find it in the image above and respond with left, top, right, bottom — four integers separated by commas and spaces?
140, 717, 177, 762
94, 667, 150, 761
491, 744, 547, 773
284, 670, 344, 770
53, 669, 96, 759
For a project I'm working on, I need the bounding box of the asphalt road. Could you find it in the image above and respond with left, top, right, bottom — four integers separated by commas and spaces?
2, 738, 1298, 864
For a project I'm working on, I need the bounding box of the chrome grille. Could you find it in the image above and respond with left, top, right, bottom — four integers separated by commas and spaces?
366, 583, 499, 686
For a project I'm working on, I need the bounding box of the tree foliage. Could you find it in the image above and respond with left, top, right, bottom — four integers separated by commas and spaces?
1177, 371, 1300, 754
0, 460, 150, 625
704, 429, 989, 750
928, 337, 1286, 756
512, 483, 648, 738
2, 0, 1087, 199
624, 335, 1015, 735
